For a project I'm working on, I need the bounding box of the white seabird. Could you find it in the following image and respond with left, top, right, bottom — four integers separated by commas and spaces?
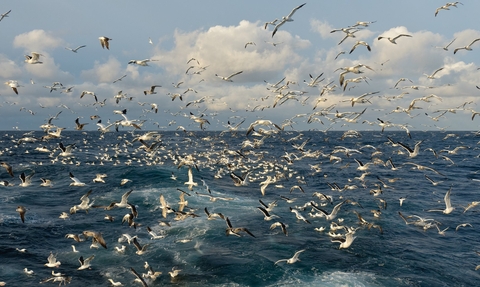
69, 172, 86, 186
24, 52, 43, 64
377, 34, 412, 44
99, 36, 112, 49
78, 255, 95, 270
427, 186, 455, 214
44, 252, 61, 268
274, 249, 306, 265
271, 3, 306, 37
215, 71, 243, 82
65, 45, 86, 53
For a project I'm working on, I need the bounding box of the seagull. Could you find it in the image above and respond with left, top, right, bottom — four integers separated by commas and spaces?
215, 71, 243, 82
65, 45, 86, 53
436, 38, 456, 51
74, 117, 88, 130
130, 267, 148, 287
106, 189, 133, 210
44, 252, 61, 268
99, 36, 112, 49
264, 19, 278, 29
78, 255, 95, 270
113, 74, 127, 83
93, 173, 107, 183
19, 171, 34, 187
230, 171, 250, 186
169, 267, 182, 278
425, 174, 444, 186
274, 249, 306, 265
70, 189, 94, 214
377, 34, 412, 44
270, 221, 288, 236
143, 85, 162, 95
24, 52, 43, 64
397, 140, 423, 158
304, 73, 324, 87
204, 207, 225, 220
82, 230, 107, 249
244, 42, 256, 48
453, 38, 480, 54
146, 226, 165, 239
271, 3, 306, 37
310, 200, 346, 221
132, 237, 149, 255
349, 41, 371, 54
108, 279, 124, 286
225, 217, 255, 237
428, 186, 455, 214
424, 67, 444, 79
16, 206, 26, 223
128, 59, 158, 66
257, 206, 280, 221
455, 222, 472, 232
80, 90, 98, 102
289, 207, 310, 224
184, 166, 198, 191
331, 231, 357, 249
0, 162, 14, 177
23, 268, 34, 275
4, 80, 20, 95
0, 9, 11, 21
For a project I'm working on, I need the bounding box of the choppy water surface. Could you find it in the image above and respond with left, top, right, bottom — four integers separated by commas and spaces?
0, 130, 479, 287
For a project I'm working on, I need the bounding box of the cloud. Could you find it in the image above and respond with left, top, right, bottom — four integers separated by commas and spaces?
81, 56, 124, 84
13, 29, 65, 52
0, 54, 22, 79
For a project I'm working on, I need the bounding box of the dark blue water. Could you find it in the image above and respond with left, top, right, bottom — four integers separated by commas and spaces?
1, 130, 479, 286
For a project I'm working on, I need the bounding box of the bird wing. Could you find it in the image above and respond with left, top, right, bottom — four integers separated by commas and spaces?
287, 3, 306, 18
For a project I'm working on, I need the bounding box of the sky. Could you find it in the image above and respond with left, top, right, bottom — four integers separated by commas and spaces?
1, 1, 480, 132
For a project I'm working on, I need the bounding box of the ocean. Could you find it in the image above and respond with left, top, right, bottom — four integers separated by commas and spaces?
0, 130, 479, 287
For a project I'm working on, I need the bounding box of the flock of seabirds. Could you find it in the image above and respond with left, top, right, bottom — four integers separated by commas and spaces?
1, 1, 480, 286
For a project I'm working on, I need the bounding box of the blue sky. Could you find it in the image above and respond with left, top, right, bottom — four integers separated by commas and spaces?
1, 1, 480, 132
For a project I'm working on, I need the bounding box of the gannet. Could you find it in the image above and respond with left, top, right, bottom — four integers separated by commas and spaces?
184, 166, 198, 191
69, 172, 86, 186
271, 3, 306, 37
